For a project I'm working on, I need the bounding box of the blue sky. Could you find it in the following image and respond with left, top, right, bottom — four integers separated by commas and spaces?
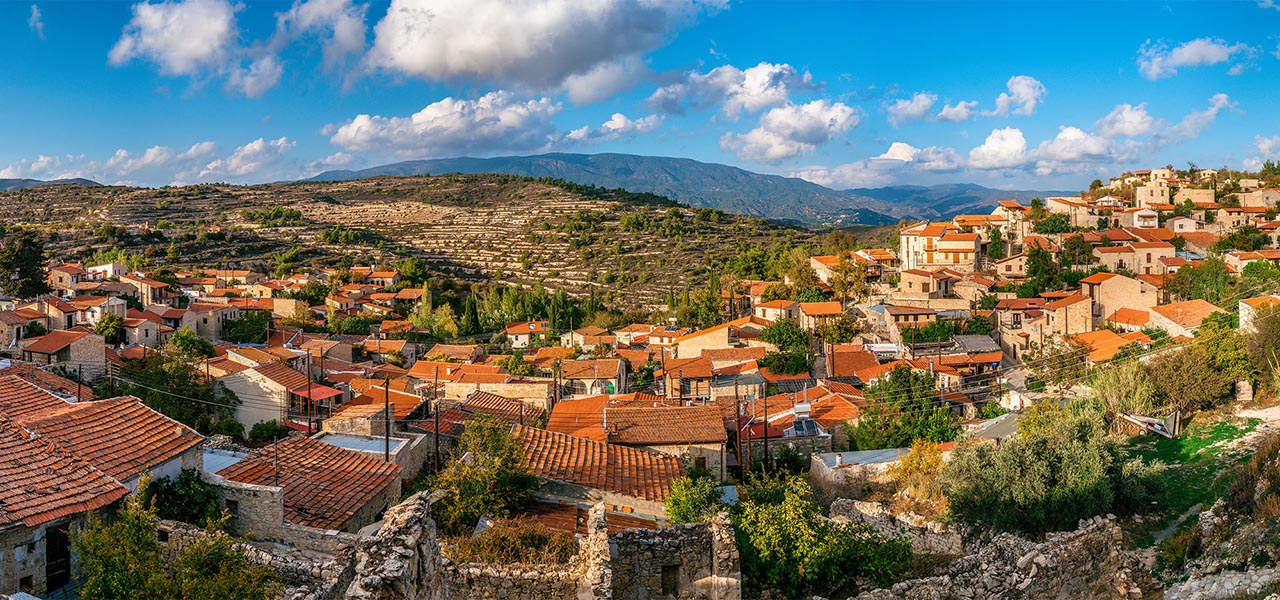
4, 0, 1280, 190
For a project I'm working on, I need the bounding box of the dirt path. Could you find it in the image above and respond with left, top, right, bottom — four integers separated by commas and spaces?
1232, 402, 1280, 448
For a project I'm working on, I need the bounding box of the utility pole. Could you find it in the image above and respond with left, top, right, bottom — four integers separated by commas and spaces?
762, 391, 769, 469
306, 354, 314, 435
383, 376, 391, 462
433, 366, 440, 473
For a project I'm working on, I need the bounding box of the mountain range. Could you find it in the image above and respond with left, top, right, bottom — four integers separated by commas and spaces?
0, 178, 99, 192
307, 153, 1072, 226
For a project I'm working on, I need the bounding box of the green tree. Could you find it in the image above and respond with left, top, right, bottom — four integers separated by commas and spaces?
664, 476, 725, 524
95, 312, 127, 345
942, 405, 1164, 534
759, 318, 808, 352
964, 314, 994, 335
1025, 245, 1062, 294
145, 468, 223, 528
734, 473, 912, 598
815, 316, 861, 344
1033, 213, 1073, 234
223, 311, 274, 344
1167, 255, 1234, 306
432, 418, 540, 535
168, 326, 216, 359
986, 226, 1005, 260
1060, 234, 1094, 267
460, 294, 480, 336
848, 366, 959, 450
496, 349, 537, 377
0, 228, 51, 298
829, 256, 868, 304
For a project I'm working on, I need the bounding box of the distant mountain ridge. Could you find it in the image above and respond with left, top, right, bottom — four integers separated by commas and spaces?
307, 153, 1070, 225
0, 178, 99, 192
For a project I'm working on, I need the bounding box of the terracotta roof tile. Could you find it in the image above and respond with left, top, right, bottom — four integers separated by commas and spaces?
514, 425, 685, 503
217, 435, 402, 530
22, 329, 94, 354
463, 391, 545, 423
252, 361, 310, 390
0, 375, 80, 422
336, 387, 423, 421
1151, 300, 1225, 328
0, 363, 95, 401
0, 421, 129, 527
604, 405, 727, 445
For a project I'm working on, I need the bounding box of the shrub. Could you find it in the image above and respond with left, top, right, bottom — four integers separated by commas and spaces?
248, 420, 290, 445
432, 418, 540, 535
444, 519, 577, 565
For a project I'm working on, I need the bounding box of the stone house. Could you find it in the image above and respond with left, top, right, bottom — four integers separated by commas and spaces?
753, 299, 798, 322
215, 435, 401, 534
18, 329, 107, 380
1241, 295, 1280, 334
604, 405, 729, 481
66, 295, 128, 327
798, 301, 844, 331
1149, 300, 1226, 338
121, 273, 177, 307
561, 326, 616, 349
219, 361, 339, 430
1079, 272, 1159, 327
656, 356, 714, 401
899, 222, 981, 272
1043, 293, 1093, 337
1173, 188, 1214, 205
21, 298, 78, 331
992, 253, 1027, 280
560, 358, 626, 397
897, 269, 953, 300
45, 264, 95, 293
504, 321, 551, 349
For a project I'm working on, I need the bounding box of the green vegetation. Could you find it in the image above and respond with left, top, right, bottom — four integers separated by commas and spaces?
104, 341, 238, 431
664, 476, 726, 525
223, 310, 274, 344
444, 519, 577, 565
848, 366, 959, 451
0, 227, 51, 298
1033, 213, 1073, 234
248, 420, 291, 445
734, 473, 912, 598
95, 312, 126, 345
239, 206, 304, 227
74, 478, 278, 600
432, 418, 540, 535
145, 468, 223, 528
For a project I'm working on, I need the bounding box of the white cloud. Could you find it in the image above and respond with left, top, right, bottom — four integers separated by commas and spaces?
647, 62, 815, 117
873, 142, 960, 171
566, 113, 663, 143
720, 99, 857, 163
988, 75, 1046, 117
563, 56, 650, 106
274, 0, 368, 71
1032, 126, 1112, 175
876, 142, 919, 162
0, 154, 77, 179
180, 141, 219, 159
1095, 103, 1154, 138
109, 0, 238, 76
28, 4, 44, 39
1137, 38, 1252, 79
791, 142, 960, 188
306, 151, 357, 175
1262, 0, 1280, 10
226, 55, 285, 98
968, 127, 1028, 169
1157, 93, 1235, 143
101, 141, 218, 176
328, 91, 562, 156
885, 92, 936, 127
792, 163, 895, 189
935, 100, 977, 122
368, 0, 721, 90
198, 137, 296, 180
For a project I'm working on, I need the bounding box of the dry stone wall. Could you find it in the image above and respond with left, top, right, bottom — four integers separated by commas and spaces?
852, 516, 1159, 600
829, 499, 963, 557
610, 513, 741, 600
344, 492, 446, 600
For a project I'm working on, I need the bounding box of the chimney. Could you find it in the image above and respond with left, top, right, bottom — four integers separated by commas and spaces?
835, 453, 843, 466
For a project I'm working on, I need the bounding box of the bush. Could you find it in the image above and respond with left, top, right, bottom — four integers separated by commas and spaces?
432, 418, 540, 535
665, 476, 725, 525
212, 417, 244, 440
445, 519, 577, 565
146, 469, 224, 527
942, 405, 1164, 534
248, 420, 290, 445
734, 473, 912, 597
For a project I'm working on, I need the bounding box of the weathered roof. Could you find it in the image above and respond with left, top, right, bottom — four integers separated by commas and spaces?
251, 361, 310, 390
514, 425, 685, 503
0, 363, 95, 401
217, 435, 402, 530
1151, 300, 1225, 329
604, 405, 727, 446
22, 329, 93, 354
0, 421, 129, 528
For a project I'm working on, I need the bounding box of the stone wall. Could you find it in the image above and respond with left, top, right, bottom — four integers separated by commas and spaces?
202, 471, 364, 555
610, 513, 741, 600
742, 436, 831, 470
344, 492, 446, 600
852, 516, 1158, 600
829, 499, 963, 557
157, 519, 355, 600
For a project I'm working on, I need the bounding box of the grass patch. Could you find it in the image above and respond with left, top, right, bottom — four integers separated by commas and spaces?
1125, 416, 1259, 547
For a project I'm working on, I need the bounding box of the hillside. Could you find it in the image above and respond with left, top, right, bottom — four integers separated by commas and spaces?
1, 175, 814, 305
308, 152, 1069, 225
0, 177, 100, 191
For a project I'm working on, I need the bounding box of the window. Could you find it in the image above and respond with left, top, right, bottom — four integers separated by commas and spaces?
19, 576, 33, 593
661, 565, 680, 596
225, 499, 239, 516
694, 456, 707, 472
157, 529, 169, 543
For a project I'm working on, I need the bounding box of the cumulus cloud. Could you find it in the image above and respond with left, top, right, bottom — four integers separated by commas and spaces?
935, 100, 978, 122
29, 5, 44, 39
968, 127, 1028, 169
988, 76, 1046, 117
563, 56, 650, 106
885, 92, 936, 127
791, 142, 960, 188
109, 0, 238, 76
328, 91, 562, 156
274, 0, 369, 71
226, 55, 285, 98
1137, 38, 1253, 79
1156, 93, 1236, 143
566, 113, 663, 144
0, 154, 79, 179
198, 137, 296, 180
1032, 126, 1112, 175
306, 151, 357, 175
720, 99, 857, 163
368, 0, 720, 91
1095, 103, 1154, 138
647, 62, 816, 118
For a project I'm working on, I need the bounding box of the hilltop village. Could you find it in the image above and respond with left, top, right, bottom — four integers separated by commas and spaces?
3, 164, 1280, 600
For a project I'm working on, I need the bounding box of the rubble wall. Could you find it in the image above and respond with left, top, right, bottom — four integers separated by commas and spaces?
610, 513, 741, 600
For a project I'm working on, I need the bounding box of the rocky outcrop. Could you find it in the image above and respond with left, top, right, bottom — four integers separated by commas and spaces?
852, 516, 1158, 600
344, 492, 446, 600
829, 499, 964, 557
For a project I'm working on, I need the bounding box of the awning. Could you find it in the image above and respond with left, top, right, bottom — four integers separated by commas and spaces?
290, 384, 343, 401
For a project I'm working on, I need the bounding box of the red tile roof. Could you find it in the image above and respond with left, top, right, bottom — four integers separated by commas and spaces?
0, 375, 79, 422
604, 405, 727, 445
463, 391, 545, 424
336, 387, 424, 421
252, 361, 310, 390
0, 421, 129, 527
23, 396, 204, 482
217, 435, 402, 530
0, 363, 95, 401
514, 425, 685, 503
22, 329, 94, 354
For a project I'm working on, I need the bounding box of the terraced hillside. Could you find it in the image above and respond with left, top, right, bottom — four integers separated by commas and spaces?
1, 175, 815, 305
